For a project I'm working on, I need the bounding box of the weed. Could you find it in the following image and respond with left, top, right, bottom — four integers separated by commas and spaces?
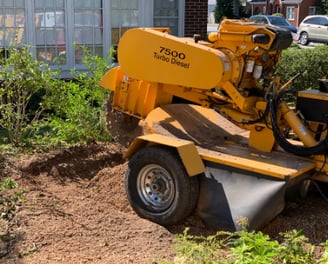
0, 177, 24, 221
159, 227, 328, 264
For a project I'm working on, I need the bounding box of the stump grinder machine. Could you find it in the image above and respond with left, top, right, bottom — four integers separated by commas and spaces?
100, 19, 328, 230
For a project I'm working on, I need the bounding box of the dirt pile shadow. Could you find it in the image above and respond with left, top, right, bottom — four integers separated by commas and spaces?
20, 142, 126, 183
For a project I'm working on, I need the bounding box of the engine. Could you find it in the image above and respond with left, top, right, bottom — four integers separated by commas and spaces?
100, 19, 328, 156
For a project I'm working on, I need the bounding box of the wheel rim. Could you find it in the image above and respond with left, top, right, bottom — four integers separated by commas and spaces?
300, 33, 307, 44
137, 164, 175, 212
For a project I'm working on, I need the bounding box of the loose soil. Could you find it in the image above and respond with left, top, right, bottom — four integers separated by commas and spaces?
1, 141, 328, 263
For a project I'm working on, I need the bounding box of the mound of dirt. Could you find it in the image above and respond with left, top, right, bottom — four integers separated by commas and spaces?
1, 142, 328, 263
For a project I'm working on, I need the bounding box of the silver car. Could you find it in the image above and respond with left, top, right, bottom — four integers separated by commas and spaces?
298, 15, 328, 45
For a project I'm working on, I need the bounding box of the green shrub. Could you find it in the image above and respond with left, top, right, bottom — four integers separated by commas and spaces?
34, 47, 111, 147
278, 230, 315, 264
158, 228, 328, 264
277, 45, 328, 91
0, 44, 111, 150
228, 229, 280, 263
0, 45, 56, 146
36, 79, 109, 146
0, 177, 24, 221
169, 228, 226, 264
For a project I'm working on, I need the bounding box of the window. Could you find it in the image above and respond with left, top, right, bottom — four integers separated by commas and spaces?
35, 0, 65, 64
0, 0, 182, 76
304, 17, 321, 25
73, 0, 103, 64
309, 6, 316, 16
153, 0, 179, 36
286, 7, 295, 20
319, 17, 328, 26
111, 0, 139, 44
0, 0, 25, 58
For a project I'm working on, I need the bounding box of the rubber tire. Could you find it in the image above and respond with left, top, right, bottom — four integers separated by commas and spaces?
299, 32, 309, 46
125, 146, 199, 226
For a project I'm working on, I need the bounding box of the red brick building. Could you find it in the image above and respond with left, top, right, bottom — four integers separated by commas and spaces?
246, 0, 318, 27
185, 0, 208, 39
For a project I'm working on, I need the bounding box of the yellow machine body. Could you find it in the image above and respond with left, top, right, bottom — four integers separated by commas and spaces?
117, 28, 232, 89
100, 19, 328, 176
100, 19, 328, 230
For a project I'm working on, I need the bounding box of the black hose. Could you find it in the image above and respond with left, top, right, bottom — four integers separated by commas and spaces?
270, 90, 328, 156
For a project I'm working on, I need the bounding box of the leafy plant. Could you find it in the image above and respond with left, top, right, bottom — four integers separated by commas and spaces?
170, 228, 227, 264
0, 45, 56, 146
228, 229, 280, 263
32, 46, 111, 147
318, 240, 328, 264
277, 45, 328, 91
158, 227, 328, 264
278, 229, 315, 264
0, 177, 24, 221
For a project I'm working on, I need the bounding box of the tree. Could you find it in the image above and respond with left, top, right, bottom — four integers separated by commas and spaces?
214, 0, 234, 22
214, 0, 247, 22
318, 0, 328, 14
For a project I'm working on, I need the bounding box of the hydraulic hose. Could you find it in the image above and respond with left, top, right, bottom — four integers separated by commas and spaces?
270, 90, 328, 156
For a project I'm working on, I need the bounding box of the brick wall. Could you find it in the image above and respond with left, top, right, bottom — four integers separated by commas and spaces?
184, 0, 208, 39
247, 0, 318, 26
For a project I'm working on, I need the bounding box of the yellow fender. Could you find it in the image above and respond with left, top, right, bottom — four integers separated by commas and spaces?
124, 134, 205, 177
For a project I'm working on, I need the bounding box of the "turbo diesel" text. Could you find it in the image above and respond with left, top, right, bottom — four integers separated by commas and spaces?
153, 46, 190, 69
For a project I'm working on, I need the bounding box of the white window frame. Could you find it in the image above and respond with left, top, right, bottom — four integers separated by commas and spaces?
286, 6, 295, 21
308, 6, 316, 16
2, 0, 185, 77
138, 0, 184, 36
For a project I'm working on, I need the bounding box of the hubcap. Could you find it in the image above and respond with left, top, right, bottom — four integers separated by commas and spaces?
300, 34, 307, 44
137, 164, 175, 212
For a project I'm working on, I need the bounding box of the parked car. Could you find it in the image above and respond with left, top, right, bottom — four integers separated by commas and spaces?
298, 15, 328, 46
249, 15, 298, 34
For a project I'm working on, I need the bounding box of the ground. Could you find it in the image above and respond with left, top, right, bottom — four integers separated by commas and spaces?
0, 141, 328, 263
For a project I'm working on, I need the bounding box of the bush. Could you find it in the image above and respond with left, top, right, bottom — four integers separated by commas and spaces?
35, 47, 111, 146
158, 228, 328, 264
0, 177, 24, 221
0, 45, 56, 146
37, 78, 109, 146
276, 45, 328, 91
0, 44, 111, 150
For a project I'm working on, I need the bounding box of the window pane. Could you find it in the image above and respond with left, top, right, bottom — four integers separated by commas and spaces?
75, 45, 102, 64
34, 0, 66, 65
74, 28, 102, 44
35, 10, 65, 27
111, 0, 120, 9
122, 0, 138, 9
111, 0, 139, 44
74, 0, 101, 9
36, 28, 65, 45
111, 1, 139, 27
16, 0, 24, 8
0, 0, 13, 7
35, 0, 64, 9
36, 46, 66, 64
74, 10, 101, 27
0, 6, 26, 46
73, 0, 103, 64
153, 0, 179, 35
